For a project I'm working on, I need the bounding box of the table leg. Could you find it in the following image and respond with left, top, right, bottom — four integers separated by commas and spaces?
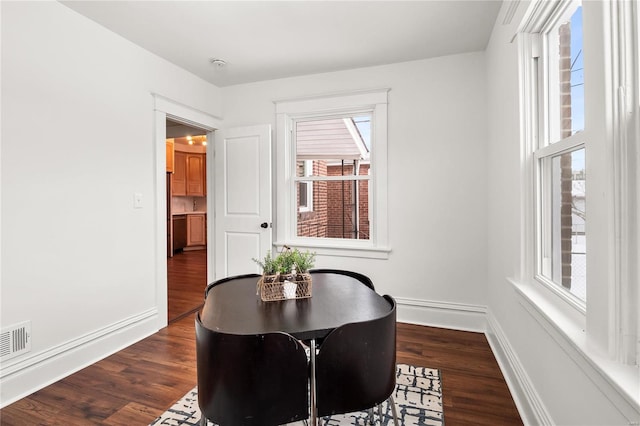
310, 338, 317, 426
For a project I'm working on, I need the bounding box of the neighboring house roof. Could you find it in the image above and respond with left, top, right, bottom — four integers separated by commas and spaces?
296, 118, 369, 160
572, 179, 585, 198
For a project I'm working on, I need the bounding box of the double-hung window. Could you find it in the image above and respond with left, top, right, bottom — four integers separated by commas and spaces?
530, 1, 587, 307
275, 90, 389, 258
521, 0, 640, 367
294, 115, 371, 239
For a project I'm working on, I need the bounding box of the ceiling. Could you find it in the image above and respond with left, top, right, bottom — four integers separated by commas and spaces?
61, 1, 502, 87
166, 118, 207, 140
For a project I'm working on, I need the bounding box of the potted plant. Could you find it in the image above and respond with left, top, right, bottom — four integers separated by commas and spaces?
253, 247, 315, 301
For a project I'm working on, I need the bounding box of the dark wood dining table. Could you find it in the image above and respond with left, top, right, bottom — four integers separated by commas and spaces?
199, 271, 393, 425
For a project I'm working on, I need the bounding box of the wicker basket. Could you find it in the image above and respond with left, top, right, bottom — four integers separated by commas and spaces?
257, 272, 312, 302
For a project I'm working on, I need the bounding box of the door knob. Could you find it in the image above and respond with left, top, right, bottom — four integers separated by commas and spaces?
260, 222, 269, 229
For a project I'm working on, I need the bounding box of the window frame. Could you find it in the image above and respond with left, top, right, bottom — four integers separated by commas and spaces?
525, 0, 588, 313
534, 141, 587, 311
519, 0, 640, 369
274, 89, 390, 259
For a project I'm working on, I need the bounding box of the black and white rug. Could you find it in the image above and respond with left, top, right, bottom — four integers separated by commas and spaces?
150, 364, 443, 426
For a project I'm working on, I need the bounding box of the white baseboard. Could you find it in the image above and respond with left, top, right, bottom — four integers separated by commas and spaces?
485, 309, 553, 426
397, 296, 640, 425
394, 296, 549, 425
395, 297, 487, 332
0, 308, 159, 408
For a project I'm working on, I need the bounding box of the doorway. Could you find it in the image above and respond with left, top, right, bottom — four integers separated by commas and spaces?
153, 95, 222, 328
166, 118, 210, 322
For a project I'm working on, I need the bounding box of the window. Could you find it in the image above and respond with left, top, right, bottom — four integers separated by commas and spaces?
297, 160, 313, 213
275, 89, 389, 258
519, 0, 640, 382
533, 1, 587, 305
295, 116, 371, 239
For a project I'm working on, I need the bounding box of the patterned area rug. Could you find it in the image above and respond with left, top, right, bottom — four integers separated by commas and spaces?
150, 364, 443, 426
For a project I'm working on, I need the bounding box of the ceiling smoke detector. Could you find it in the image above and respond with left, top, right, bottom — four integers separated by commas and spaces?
210, 58, 227, 68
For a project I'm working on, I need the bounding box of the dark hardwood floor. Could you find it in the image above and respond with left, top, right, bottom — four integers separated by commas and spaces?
0, 253, 522, 425
396, 323, 522, 425
167, 249, 207, 323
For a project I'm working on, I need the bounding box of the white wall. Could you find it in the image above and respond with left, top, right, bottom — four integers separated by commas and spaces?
485, 2, 639, 425
0, 2, 221, 406
7, 3, 632, 423
221, 53, 489, 331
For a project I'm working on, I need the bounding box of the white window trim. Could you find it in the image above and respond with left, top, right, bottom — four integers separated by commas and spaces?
611, 0, 640, 366
274, 89, 390, 259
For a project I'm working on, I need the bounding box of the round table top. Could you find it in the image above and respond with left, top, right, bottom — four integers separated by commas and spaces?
200, 272, 392, 341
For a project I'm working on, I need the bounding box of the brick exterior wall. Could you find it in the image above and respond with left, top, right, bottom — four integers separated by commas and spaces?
559, 21, 574, 289
297, 161, 328, 238
297, 161, 370, 240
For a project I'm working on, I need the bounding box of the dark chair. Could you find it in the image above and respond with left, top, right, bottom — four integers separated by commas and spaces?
310, 268, 375, 290
195, 312, 309, 426
304, 269, 376, 352
204, 273, 261, 298
314, 294, 398, 425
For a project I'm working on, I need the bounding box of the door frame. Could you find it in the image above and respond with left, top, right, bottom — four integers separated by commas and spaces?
153, 94, 222, 328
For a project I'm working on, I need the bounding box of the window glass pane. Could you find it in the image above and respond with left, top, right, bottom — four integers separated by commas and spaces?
552, 5, 584, 142
295, 115, 371, 240
353, 116, 371, 151
547, 148, 586, 300
297, 179, 370, 240
298, 182, 308, 208
295, 116, 371, 175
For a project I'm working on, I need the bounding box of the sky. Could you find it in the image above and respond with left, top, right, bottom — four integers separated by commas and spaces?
353, 116, 371, 150
570, 6, 584, 135
570, 6, 585, 171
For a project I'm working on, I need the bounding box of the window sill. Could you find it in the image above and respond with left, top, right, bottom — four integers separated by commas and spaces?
274, 241, 390, 260
508, 278, 640, 418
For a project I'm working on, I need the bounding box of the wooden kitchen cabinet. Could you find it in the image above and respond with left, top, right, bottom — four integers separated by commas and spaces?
187, 214, 206, 247
172, 151, 205, 197
186, 153, 205, 196
166, 139, 175, 173
172, 151, 187, 196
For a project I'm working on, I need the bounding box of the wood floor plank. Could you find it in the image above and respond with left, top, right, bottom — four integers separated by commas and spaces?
167, 249, 207, 323
0, 251, 522, 425
102, 402, 160, 426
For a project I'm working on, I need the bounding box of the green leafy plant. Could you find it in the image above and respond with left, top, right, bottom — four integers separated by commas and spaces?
252, 250, 277, 275
292, 249, 316, 273
275, 250, 295, 274
253, 247, 316, 275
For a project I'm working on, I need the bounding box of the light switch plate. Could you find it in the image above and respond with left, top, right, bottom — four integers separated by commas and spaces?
134, 192, 143, 209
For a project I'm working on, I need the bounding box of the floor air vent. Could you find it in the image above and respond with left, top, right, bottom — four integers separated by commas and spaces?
1, 321, 31, 361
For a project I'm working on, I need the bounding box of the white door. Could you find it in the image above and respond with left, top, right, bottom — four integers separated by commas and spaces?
215, 125, 272, 278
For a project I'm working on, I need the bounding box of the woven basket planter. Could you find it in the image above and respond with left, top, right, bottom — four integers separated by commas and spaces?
257, 272, 312, 302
